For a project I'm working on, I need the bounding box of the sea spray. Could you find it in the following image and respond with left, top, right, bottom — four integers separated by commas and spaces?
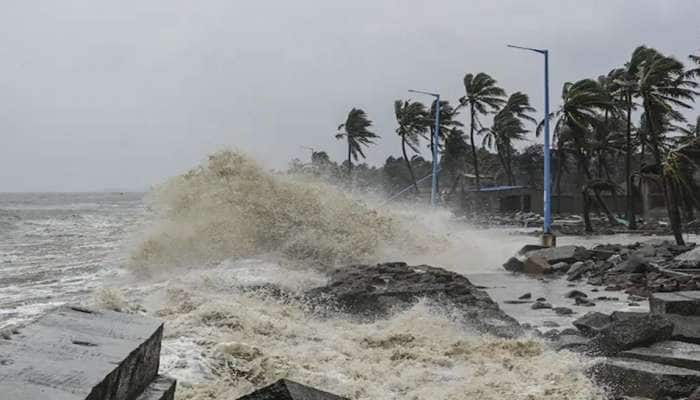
129, 150, 409, 272
152, 263, 603, 400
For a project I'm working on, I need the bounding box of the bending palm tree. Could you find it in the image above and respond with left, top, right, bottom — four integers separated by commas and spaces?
394, 100, 430, 193
635, 47, 698, 244
460, 73, 506, 190
538, 79, 615, 232
335, 108, 379, 177
482, 92, 536, 185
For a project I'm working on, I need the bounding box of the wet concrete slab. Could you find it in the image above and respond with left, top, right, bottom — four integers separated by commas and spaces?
621, 341, 700, 371
650, 291, 700, 316
468, 272, 647, 332
135, 376, 176, 400
590, 357, 700, 398
0, 305, 163, 400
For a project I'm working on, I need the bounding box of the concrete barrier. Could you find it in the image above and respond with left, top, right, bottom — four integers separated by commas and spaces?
0, 305, 175, 400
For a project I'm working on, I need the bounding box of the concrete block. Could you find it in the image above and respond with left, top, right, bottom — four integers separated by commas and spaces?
650, 291, 700, 316
621, 341, 700, 371
135, 376, 176, 400
237, 379, 348, 400
0, 306, 163, 400
589, 357, 700, 398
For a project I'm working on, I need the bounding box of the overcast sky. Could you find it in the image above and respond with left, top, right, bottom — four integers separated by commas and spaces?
0, 0, 698, 191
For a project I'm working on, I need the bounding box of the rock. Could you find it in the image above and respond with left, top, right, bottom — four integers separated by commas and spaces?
650, 291, 700, 316
611, 311, 647, 322
554, 307, 574, 315
629, 295, 646, 302
503, 244, 548, 272
589, 357, 700, 398
584, 314, 674, 356
567, 261, 593, 281
575, 297, 596, 307
677, 247, 700, 263
621, 341, 700, 371
573, 312, 612, 337
553, 334, 590, 351
518, 293, 532, 300
595, 296, 619, 301
542, 321, 560, 327
503, 257, 524, 273
551, 262, 571, 273
504, 300, 532, 304
0, 305, 164, 400
612, 254, 655, 274
527, 245, 587, 264
536, 297, 546, 302
542, 329, 560, 339
565, 289, 587, 299
523, 255, 551, 274
531, 301, 552, 310
237, 379, 348, 400
136, 376, 177, 400
306, 262, 522, 337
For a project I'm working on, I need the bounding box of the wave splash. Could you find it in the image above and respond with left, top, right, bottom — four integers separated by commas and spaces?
129, 150, 411, 272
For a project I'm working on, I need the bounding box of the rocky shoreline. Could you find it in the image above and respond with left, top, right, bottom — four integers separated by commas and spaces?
500, 239, 700, 399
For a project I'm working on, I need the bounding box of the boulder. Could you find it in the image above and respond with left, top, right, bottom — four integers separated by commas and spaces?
584, 314, 674, 356
527, 245, 587, 264
523, 255, 551, 274
589, 357, 700, 398
502, 244, 548, 272
573, 312, 612, 337
237, 379, 348, 400
306, 262, 522, 337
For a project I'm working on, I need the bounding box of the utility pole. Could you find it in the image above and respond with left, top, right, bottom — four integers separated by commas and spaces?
507, 44, 555, 247
408, 89, 440, 207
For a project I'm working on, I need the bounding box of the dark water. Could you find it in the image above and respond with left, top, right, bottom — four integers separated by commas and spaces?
0, 192, 144, 328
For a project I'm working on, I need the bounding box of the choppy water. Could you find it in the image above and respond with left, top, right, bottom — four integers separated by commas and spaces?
0, 192, 144, 328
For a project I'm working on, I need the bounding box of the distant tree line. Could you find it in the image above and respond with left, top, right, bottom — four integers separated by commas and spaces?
291, 45, 700, 245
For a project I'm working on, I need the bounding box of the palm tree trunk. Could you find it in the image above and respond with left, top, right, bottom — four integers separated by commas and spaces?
625, 92, 637, 229
495, 143, 510, 185
651, 142, 685, 245
468, 103, 481, 190
401, 137, 419, 194
347, 138, 352, 177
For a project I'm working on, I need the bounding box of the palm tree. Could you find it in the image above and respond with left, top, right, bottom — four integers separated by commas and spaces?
538, 79, 615, 232
394, 100, 430, 193
335, 108, 379, 176
482, 92, 536, 185
635, 47, 698, 244
460, 73, 507, 189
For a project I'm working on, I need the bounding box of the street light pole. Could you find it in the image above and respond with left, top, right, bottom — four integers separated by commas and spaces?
507, 44, 555, 246
409, 89, 440, 207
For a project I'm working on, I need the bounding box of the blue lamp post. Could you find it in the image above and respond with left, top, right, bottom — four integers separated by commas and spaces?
409, 89, 440, 207
507, 44, 555, 246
